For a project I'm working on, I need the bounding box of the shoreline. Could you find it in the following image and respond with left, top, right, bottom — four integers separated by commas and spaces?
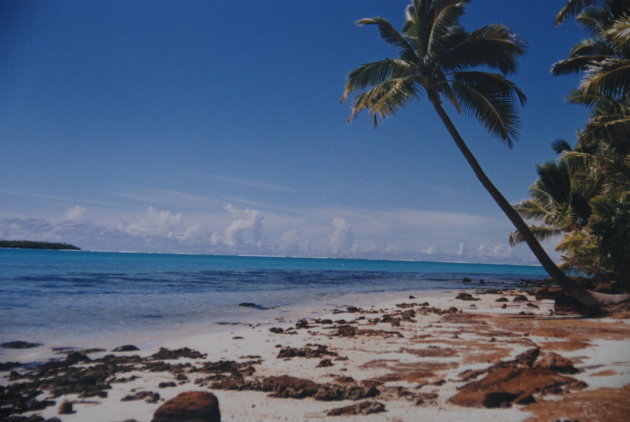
3, 287, 629, 421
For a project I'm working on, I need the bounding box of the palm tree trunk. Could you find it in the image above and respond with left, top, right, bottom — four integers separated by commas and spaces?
429, 98, 629, 309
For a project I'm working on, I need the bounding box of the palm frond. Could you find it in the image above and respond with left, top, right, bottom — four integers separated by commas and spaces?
348, 77, 420, 127
555, 0, 603, 25
552, 54, 611, 75
605, 15, 630, 48
509, 225, 563, 247
410, 0, 433, 57
438, 24, 525, 74
356, 17, 418, 63
341, 59, 416, 102
450, 72, 525, 145
581, 58, 630, 99
426, 0, 466, 59
513, 199, 555, 221
552, 139, 574, 154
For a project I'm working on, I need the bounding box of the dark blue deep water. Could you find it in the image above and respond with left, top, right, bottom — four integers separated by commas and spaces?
0, 249, 546, 345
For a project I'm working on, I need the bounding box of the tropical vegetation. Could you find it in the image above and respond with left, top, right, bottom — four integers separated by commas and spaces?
511, 0, 629, 291
340, 0, 621, 309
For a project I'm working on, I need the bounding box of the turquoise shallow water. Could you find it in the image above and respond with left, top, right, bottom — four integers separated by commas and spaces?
0, 249, 546, 345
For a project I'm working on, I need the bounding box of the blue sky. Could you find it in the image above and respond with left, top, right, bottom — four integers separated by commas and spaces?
0, 0, 590, 263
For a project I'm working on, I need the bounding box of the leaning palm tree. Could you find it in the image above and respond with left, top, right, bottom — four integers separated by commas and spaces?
342, 0, 628, 309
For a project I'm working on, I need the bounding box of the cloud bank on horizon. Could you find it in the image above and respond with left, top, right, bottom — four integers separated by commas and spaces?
0, 200, 541, 265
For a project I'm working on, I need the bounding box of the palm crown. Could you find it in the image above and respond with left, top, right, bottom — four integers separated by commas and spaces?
341, 0, 526, 146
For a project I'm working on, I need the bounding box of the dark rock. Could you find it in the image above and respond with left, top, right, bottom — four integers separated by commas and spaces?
159, 382, 177, 388
449, 367, 586, 408
462, 277, 472, 283
326, 401, 386, 416
152, 391, 220, 422
238, 302, 269, 310
262, 375, 319, 398
295, 319, 309, 329
415, 392, 439, 405
513, 295, 529, 302
150, 347, 206, 360
81, 348, 106, 354
409, 295, 415, 299
495, 297, 509, 302
269, 327, 284, 334
65, 351, 90, 364
513, 347, 541, 367
317, 359, 333, 367
335, 325, 357, 337
277, 344, 337, 359
313, 383, 379, 401
122, 391, 160, 403
58, 400, 73, 414
112, 345, 140, 352
401, 310, 416, 321
456, 292, 480, 301
0, 362, 21, 371
1, 341, 42, 349
346, 306, 360, 313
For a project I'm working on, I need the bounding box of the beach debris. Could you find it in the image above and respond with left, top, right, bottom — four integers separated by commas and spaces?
326, 400, 386, 416
112, 345, 140, 352
1, 341, 42, 349
152, 391, 220, 422
455, 292, 480, 301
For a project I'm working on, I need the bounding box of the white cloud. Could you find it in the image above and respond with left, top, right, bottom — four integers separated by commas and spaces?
223, 204, 264, 248
457, 242, 466, 256
126, 206, 185, 238
65, 206, 88, 223
329, 217, 357, 254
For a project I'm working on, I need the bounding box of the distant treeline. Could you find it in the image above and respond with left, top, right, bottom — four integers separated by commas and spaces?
0, 240, 80, 250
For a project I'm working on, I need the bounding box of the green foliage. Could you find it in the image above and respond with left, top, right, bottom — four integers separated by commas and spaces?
511, 0, 629, 288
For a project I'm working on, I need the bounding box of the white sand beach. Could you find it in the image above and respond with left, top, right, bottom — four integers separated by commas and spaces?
3, 288, 630, 422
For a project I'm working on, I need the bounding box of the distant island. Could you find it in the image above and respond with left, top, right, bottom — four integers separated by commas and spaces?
0, 240, 80, 250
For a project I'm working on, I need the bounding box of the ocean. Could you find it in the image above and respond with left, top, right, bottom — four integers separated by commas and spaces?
0, 249, 547, 348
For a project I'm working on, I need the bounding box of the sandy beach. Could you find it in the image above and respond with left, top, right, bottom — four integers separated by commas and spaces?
2, 287, 630, 421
